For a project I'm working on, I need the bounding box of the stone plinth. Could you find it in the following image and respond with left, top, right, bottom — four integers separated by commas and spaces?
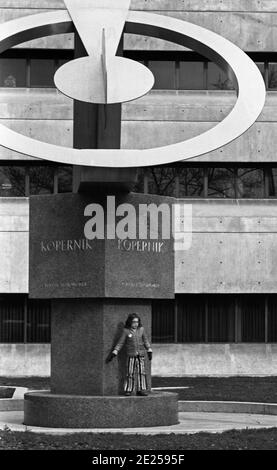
29, 192, 174, 300
27, 190, 176, 428
24, 391, 179, 428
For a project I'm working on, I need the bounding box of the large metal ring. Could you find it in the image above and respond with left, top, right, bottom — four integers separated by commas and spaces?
0, 10, 266, 167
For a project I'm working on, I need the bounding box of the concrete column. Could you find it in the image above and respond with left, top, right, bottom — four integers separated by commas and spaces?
50, 298, 152, 396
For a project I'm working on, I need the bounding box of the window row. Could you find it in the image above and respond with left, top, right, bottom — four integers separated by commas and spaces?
0, 57, 68, 88
145, 60, 277, 91
145, 60, 235, 90
126, 53, 277, 91
136, 166, 277, 199
0, 295, 50, 343
152, 295, 277, 343
2, 165, 277, 199
0, 54, 276, 90
1, 294, 276, 344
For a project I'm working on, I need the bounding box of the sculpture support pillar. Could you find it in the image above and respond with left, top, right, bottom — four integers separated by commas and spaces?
72, 33, 137, 193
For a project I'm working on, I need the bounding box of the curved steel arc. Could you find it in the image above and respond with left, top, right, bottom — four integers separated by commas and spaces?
0, 10, 266, 168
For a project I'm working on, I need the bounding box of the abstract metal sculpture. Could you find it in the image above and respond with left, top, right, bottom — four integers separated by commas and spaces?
0, 0, 266, 167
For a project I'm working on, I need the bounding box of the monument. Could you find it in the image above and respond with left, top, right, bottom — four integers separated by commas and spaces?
0, 1, 265, 428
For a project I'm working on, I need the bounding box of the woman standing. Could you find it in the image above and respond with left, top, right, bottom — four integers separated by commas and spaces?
108, 313, 152, 396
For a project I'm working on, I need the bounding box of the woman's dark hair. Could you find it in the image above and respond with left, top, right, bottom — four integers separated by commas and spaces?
125, 313, 142, 328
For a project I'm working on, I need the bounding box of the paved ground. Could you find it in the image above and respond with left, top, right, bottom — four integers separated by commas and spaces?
0, 411, 276, 435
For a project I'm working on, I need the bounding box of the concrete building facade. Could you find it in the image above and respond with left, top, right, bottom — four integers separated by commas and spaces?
1, 0, 277, 376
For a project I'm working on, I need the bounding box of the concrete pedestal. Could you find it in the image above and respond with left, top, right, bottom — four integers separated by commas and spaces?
23, 298, 179, 428
27, 190, 176, 427
24, 391, 178, 428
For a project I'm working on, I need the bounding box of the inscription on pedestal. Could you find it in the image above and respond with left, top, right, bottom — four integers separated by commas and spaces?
29, 193, 174, 299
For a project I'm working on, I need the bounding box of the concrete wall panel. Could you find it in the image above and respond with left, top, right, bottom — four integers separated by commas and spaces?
0, 1, 276, 13
175, 200, 277, 294
0, 232, 28, 292
0, 1, 64, 8
0, 1, 276, 50
152, 343, 277, 376
4, 89, 277, 124
122, 121, 215, 149
0, 90, 72, 120
132, 1, 277, 12
121, 121, 277, 159
2, 119, 72, 146
0, 198, 28, 293
3, 117, 275, 162
1, 342, 277, 377
0, 344, 50, 377
1, 89, 277, 162
124, 11, 277, 51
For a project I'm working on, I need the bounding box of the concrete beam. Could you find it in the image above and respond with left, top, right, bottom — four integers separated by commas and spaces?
2, 89, 277, 123
0, 3, 276, 50
1, 1, 276, 13
1, 89, 277, 162
131, 1, 277, 12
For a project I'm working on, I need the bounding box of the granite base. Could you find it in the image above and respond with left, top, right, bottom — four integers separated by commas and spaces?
24, 391, 178, 428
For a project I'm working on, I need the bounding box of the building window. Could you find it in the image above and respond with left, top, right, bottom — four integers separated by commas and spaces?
268, 63, 277, 89
268, 297, 277, 342
0, 58, 27, 87
240, 295, 265, 342
178, 168, 204, 197
236, 168, 264, 198
58, 166, 73, 193
0, 295, 51, 343
0, 296, 24, 342
266, 168, 277, 197
179, 61, 205, 90
30, 59, 56, 87
208, 168, 236, 198
177, 295, 205, 342
148, 60, 176, 89
29, 166, 55, 195
147, 167, 177, 196
27, 299, 51, 343
0, 165, 73, 196
0, 166, 26, 196
152, 295, 276, 344
152, 299, 175, 343
207, 63, 234, 90
207, 295, 236, 342
256, 62, 265, 80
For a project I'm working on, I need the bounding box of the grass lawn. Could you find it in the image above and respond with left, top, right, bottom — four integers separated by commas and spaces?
0, 427, 277, 450
1, 376, 277, 449
1, 376, 277, 403
152, 376, 277, 403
